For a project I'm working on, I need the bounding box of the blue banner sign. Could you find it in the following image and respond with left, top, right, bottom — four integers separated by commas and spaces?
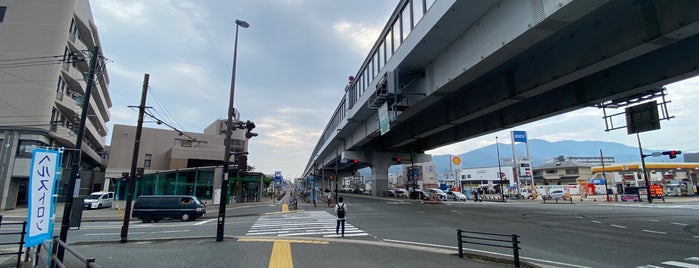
25, 149, 60, 247
513, 131, 527, 143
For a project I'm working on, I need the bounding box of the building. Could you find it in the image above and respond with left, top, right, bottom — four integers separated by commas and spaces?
591, 162, 699, 196
546, 155, 615, 166
0, 0, 110, 210
533, 160, 594, 185
105, 119, 262, 203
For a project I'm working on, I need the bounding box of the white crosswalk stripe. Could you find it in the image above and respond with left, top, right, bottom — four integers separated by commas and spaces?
246, 211, 369, 238
637, 257, 699, 268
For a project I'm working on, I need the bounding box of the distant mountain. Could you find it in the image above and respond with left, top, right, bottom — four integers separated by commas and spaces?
431, 139, 684, 174
364, 139, 686, 176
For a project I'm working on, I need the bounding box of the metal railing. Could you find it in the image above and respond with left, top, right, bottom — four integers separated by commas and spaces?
0, 219, 27, 268
28, 236, 101, 268
457, 229, 521, 267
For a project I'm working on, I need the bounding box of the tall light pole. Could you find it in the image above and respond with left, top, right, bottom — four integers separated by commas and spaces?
217, 19, 249, 242
496, 136, 504, 200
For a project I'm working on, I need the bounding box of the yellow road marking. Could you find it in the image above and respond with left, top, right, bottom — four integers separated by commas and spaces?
237, 238, 329, 244
282, 204, 289, 212
269, 240, 293, 268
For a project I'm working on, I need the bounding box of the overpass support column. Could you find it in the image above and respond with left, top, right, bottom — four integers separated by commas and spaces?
370, 153, 393, 197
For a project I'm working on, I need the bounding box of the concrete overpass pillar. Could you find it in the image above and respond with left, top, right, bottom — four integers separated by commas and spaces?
370, 154, 393, 197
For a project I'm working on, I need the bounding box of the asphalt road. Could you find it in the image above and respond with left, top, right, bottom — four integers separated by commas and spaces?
2, 195, 698, 267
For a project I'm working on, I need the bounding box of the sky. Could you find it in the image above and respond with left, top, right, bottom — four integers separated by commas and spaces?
91, 1, 699, 180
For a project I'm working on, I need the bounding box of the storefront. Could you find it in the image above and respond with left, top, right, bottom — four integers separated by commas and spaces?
111, 166, 264, 204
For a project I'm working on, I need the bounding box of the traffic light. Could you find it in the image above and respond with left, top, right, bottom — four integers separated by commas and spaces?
329, 175, 333, 181
244, 120, 258, 138
661, 150, 682, 159
392, 157, 401, 164
349, 159, 358, 164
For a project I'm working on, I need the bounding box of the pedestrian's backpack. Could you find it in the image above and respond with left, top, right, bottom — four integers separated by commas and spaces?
337, 203, 345, 218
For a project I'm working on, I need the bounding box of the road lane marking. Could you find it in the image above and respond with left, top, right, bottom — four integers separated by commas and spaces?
591, 220, 602, 224
642, 230, 667, 235
648, 219, 660, 222
194, 219, 216, 225
282, 204, 289, 212
610, 224, 627, 229
671, 222, 688, 226
688, 257, 699, 261
661, 261, 699, 268
269, 240, 293, 268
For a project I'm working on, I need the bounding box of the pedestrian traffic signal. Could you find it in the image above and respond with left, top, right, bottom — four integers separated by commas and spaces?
661, 150, 682, 159
244, 120, 258, 138
392, 157, 401, 164
329, 175, 333, 181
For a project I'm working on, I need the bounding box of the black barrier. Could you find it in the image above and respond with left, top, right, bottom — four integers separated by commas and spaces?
457, 229, 521, 267
0, 221, 26, 268
40, 236, 102, 268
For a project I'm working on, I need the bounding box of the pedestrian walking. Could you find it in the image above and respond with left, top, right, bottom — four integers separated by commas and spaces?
335, 196, 346, 238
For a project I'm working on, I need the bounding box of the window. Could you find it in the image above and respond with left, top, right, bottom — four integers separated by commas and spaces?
232, 139, 245, 153
392, 21, 401, 50
144, 154, 152, 168
565, 169, 578, 175
546, 170, 556, 174
401, 6, 412, 41
16, 140, 46, 158
384, 30, 393, 61
0, 6, 7, 23
412, 0, 424, 25
68, 18, 77, 41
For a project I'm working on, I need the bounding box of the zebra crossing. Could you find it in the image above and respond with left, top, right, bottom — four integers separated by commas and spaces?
246, 210, 370, 238
638, 257, 699, 268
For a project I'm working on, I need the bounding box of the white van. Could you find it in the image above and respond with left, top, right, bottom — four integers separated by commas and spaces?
84, 192, 114, 209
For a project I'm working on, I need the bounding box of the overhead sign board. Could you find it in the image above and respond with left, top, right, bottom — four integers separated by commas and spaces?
378, 103, 390, 135
625, 101, 660, 134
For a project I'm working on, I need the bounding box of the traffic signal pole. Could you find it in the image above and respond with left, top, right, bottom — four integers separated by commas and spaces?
636, 133, 653, 204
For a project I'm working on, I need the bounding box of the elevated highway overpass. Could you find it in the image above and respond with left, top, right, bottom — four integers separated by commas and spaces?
303, 0, 699, 196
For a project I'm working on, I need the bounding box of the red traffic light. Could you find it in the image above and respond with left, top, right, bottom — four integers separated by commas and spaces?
662, 150, 682, 159
392, 157, 401, 164
352, 159, 358, 164
329, 175, 333, 181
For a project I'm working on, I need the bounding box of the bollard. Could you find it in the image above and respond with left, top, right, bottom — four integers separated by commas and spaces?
457, 229, 464, 258
512, 234, 520, 268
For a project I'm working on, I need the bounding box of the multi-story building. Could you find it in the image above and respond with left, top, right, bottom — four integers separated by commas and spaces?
105, 119, 261, 204
0, 0, 110, 210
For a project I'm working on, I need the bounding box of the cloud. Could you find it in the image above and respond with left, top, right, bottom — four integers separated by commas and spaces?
333, 21, 383, 55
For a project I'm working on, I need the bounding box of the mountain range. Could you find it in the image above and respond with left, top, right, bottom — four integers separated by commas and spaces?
371, 139, 688, 176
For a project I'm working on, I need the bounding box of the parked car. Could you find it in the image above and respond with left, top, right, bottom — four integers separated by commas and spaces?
411, 190, 429, 200
544, 190, 566, 200
427, 188, 448, 201
388, 190, 397, 198
132, 195, 206, 223
395, 189, 410, 198
446, 191, 467, 201
83, 191, 114, 209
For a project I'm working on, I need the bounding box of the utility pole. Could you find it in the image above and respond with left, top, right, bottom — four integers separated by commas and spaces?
121, 74, 150, 243
600, 149, 610, 202
637, 133, 653, 203
57, 45, 99, 263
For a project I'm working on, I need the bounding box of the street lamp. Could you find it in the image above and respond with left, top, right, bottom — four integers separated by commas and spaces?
217, 19, 249, 242
496, 136, 504, 201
